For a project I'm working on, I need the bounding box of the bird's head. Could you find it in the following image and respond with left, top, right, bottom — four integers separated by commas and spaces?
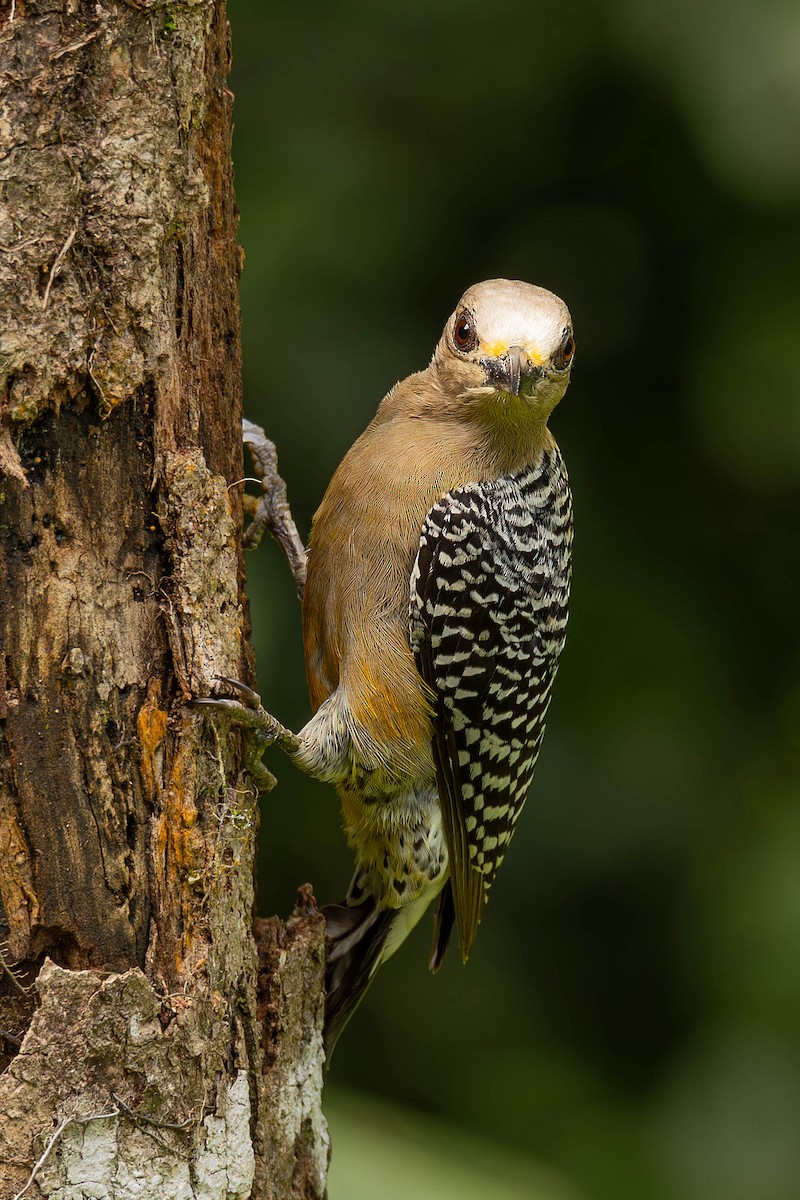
432, 279, 574, 425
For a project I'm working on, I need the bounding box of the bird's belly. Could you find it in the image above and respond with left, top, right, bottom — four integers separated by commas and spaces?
341, 782, 449, 910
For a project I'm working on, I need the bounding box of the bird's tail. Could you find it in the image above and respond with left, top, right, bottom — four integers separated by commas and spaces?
428, 879, 456, 972
322, 876, 447, 1055
321, 899, 394, 1056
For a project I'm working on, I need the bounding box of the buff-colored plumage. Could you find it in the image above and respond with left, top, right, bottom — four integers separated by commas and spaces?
292, 279, 575, 1047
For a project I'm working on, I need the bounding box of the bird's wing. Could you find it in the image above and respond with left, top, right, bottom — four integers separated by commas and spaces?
410, 454, 571, 961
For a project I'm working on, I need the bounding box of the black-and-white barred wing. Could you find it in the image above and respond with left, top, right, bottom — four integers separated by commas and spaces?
409, 448, 572, 959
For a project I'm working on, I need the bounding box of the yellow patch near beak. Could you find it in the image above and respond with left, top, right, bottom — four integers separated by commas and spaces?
482, 341, 545, 366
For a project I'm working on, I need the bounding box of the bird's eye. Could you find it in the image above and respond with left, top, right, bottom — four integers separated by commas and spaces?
554, 331, 575, 370
453, 311, 477, 353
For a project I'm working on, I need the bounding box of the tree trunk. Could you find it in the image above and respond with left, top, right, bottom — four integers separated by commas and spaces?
0, 3, 328, 1196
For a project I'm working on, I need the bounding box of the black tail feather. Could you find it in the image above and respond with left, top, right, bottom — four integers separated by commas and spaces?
429, 880, 455, 973
322, 899, 394, 1057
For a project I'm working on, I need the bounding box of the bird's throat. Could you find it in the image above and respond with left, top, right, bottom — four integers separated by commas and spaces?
475, 394, 552, 475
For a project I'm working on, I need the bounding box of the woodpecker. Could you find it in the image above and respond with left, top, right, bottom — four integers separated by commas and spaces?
204, 279, 574, 1051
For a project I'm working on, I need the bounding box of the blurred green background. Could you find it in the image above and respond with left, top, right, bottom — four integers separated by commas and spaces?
228, 2, 800, 1197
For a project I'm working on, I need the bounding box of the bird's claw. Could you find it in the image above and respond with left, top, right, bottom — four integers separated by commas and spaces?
215, 676, 262, 709
191, 677, 300, 794
240, 419, 307, 599
191, 678, 274, 735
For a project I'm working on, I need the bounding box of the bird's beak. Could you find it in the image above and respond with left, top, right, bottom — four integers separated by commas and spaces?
481, 345, 540, 397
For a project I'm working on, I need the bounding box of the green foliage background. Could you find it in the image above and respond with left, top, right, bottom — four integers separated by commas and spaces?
229, 3, 800, 1196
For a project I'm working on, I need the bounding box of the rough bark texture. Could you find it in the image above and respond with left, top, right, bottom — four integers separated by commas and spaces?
0, 2, 328, 1196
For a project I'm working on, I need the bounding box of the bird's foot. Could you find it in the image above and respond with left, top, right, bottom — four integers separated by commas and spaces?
192, 677, 301, 794
241, 419, 307, 600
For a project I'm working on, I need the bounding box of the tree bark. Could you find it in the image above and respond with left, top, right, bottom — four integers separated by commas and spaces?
0, 2, 328, 1196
